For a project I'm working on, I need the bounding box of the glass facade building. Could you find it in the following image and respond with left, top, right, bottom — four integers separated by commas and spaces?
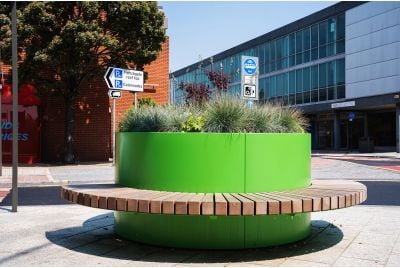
171, 2, 400, 152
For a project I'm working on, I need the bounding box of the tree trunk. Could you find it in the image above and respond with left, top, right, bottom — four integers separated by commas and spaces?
63, 91, 77, 164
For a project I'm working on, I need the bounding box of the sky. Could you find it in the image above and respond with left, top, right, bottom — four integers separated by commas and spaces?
160, 1, 337, 73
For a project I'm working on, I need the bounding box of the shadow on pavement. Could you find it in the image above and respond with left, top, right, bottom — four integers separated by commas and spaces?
0, 186, 70, 206
359, 180, 400, 206
45, 213, 343, 264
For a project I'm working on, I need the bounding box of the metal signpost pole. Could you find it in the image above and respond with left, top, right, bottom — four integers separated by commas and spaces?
134, 92, 137, 110
11, 1, 18, 212
112, 98, 116, 166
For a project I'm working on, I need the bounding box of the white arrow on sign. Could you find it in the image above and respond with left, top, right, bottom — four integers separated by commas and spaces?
104, 67, 144, 92
108, 90, 121, 99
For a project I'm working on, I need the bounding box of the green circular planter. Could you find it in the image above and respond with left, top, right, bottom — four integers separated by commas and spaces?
116, 132, 311, 193
115, 132, 311, 249
115, 212, 311, 249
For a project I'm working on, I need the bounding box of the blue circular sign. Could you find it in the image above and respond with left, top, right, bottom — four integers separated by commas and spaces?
244, 59, 257, 75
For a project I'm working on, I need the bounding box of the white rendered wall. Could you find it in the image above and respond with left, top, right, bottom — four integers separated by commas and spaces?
345, 2, 400, 99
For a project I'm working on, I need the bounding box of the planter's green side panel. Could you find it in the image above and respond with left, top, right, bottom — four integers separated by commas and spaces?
245, 134, 311, 192
244, 213, 311, 248
116, 133, 245, 193
114, 212, 311, 249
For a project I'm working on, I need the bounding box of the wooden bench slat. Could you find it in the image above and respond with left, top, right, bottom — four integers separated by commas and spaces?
150, 192, 182, 214
201, 193, 214, 215
214, 193, 227, 216
247, 193, 280, 215
175, 193, 199, 215
222, 193, 241, 215
256, 193, 292, 214
230, 193, 255, 215
276, 192, 313, 212
188, 194, 205, 215
162, 192, 186, 214
239, 193, 267, 215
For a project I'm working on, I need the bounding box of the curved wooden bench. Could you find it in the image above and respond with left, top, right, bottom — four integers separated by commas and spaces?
61, 180, 367, 216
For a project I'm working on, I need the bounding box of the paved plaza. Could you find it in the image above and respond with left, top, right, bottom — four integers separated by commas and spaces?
1, 153, 400, 266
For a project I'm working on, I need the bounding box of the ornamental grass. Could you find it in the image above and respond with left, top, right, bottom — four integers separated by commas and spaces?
119, 95, 308, 133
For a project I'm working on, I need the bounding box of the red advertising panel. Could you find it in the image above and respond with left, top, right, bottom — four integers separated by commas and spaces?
1, 83, 41, 164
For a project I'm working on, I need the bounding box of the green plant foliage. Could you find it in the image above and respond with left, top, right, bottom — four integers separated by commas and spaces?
181, 113, 205, 132
119, 106, 166, 132
162, 105, 189, 132
119, 95, 308, 133
203, 95, 247, 133
138, 97, 157, 108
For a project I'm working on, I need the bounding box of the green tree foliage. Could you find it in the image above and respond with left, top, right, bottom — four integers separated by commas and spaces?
0, 2, 166, 163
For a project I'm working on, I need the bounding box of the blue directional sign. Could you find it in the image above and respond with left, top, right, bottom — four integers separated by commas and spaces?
104, 67, 144, 92
243, 59, 257, 75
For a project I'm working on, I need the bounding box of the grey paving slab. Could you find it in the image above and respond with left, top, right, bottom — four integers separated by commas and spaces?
386, 254, 400, 266
341, 243, 392, 264
333, 256, 385, 267
279, 259, 330, 267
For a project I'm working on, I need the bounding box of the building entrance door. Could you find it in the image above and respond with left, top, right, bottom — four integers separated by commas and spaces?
317, 120, 333, 149
339, 118, 364, 150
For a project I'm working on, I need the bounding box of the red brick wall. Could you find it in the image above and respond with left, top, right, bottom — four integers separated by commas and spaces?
2, 38, 169, 162
114, 38, 170, 131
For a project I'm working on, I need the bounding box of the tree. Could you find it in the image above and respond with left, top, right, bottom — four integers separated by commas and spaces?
0, 2, 166, 163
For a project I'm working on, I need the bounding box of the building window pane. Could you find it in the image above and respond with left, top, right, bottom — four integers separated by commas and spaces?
289, 55, 295, 67
303, 66, 311, 91
311, 90, 319, 102
319, 88, 327, 101
296, 69, 303, 93
289, 70, 296, 94
336, 58, 345, 85
296, 93, 303, 104
296, 31, 303, 53
283, 36, 289, 58
303, 91, 311, 103
327, 43, 335, 57
303, 50, 310, 63
289, 33, 296, 55
337, 85, 345, 99
289, 94, 296, 105
327, 61, 335, 87
311, 24, 318, 48
303, 27, 311, 51
296, 53, 303, 65
328, 18, 336, 43
311, 48, 318, 61
270, 76, 276, 97
337, 13, 345, 40
311, 65, 318, 90
319, 20, 328, 45
327, 87, 335, 100
336, 40, 345, 54
319, 63, 327, 88
319, 45, 327, 59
